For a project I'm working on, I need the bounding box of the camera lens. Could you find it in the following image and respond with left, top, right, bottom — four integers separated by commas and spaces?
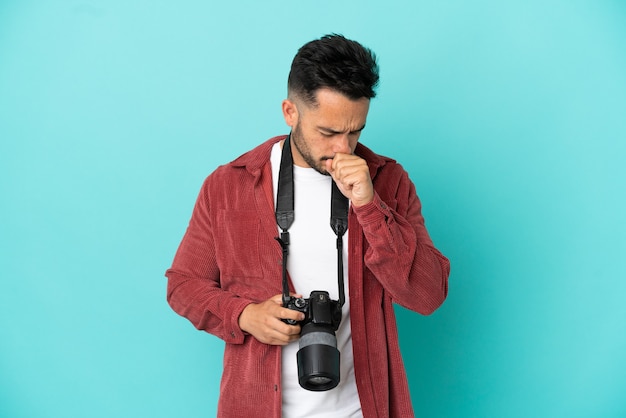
297, 322, 340, 391
308, 376, 332, 386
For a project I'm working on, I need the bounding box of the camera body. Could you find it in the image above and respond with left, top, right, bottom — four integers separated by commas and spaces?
284, 291, 341, 330
284, 291, 342, 391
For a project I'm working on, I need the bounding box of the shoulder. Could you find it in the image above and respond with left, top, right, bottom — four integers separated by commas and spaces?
205, 135, 284, 181
196, 136, 283, 200
230, 135, 285, 171
356, 142, 407, 181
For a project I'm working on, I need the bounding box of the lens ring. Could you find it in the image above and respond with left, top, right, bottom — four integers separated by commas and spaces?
299, 331, 337, 349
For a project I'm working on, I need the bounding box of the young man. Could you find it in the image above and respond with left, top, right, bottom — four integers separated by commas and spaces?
166, 34, 450, 417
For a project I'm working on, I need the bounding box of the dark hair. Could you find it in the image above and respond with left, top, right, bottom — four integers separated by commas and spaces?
288, 34, 379, 105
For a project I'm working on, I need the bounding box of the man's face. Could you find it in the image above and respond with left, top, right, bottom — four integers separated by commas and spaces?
283, 88, 370, 175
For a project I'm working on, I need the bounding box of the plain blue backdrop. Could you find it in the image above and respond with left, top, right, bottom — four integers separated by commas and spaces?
1, 1, 625, 417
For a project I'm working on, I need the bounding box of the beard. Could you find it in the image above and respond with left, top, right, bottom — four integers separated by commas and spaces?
290, 122, 331, 176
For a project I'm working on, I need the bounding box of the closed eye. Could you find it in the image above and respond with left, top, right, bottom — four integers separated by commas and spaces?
319, 125, 366, 137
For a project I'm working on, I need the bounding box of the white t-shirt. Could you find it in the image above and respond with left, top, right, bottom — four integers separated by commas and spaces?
271, 142, 363, 418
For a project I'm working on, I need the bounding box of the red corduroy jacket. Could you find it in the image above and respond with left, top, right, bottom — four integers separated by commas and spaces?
166, 136, 450, 417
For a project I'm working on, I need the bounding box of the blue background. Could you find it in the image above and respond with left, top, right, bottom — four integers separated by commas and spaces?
1, 1, 625, 417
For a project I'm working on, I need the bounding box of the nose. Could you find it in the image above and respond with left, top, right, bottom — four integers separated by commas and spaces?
331, 134, 351, 154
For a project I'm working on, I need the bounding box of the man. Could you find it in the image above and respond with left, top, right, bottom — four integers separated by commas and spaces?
166, 34, 450, 417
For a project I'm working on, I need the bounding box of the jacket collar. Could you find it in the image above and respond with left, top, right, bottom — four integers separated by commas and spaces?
231, 135, 390, 180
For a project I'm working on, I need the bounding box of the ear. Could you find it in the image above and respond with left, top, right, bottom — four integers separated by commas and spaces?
282, 99, 298, 128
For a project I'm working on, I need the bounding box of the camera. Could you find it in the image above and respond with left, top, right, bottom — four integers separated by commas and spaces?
284, 291, 342, 391
274, 156, 349, 392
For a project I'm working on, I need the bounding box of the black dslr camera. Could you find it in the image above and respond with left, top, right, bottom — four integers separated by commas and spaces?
284, 291, 342, 391
274, 148, 349, 392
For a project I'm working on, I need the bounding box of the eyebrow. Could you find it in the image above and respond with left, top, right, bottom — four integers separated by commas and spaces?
319, 124, 367, 135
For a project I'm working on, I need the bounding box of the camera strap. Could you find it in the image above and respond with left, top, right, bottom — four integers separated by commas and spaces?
275, 135, 348, 309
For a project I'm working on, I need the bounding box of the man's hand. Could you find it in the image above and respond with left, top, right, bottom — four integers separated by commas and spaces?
238, 294, 305, 345
325, 153, 374, 207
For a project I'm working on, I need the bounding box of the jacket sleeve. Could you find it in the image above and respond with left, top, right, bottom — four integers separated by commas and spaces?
352, 165, 450, 315
165, 177, 252, 344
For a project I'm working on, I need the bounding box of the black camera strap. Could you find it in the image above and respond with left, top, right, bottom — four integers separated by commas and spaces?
275, 135, 348, 310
